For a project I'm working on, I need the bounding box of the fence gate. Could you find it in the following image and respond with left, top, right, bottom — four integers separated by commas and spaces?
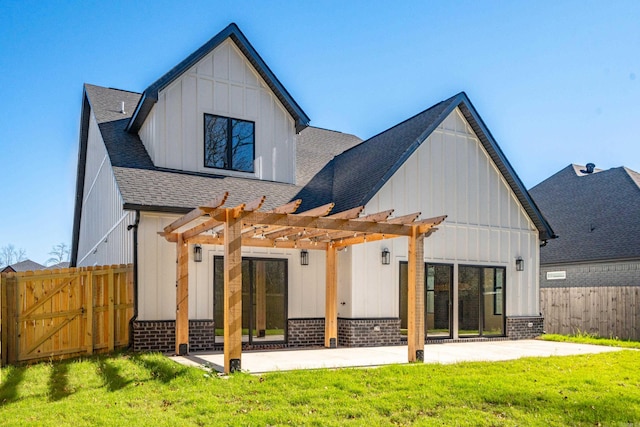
1, 264, 133, 365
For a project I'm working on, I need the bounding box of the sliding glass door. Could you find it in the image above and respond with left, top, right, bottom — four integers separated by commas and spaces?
214, 257, 287, 344
399, 262, 452, 339
458, 265, 505, 337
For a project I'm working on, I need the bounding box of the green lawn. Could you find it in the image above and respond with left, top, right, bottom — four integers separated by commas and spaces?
540, 332, 640, 349
1, 349, 639, 426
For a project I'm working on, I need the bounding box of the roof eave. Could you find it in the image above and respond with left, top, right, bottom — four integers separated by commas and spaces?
122, 203, 203, 215
70, 87, 92, 266
456, 95, 556, 241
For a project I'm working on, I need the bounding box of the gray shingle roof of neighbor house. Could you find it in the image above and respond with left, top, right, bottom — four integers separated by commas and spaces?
529, 164, 640, 264
294, 92, 556, 241
49, 262, 70, 269
126, 23, 310, 134
1, 259, 46, 273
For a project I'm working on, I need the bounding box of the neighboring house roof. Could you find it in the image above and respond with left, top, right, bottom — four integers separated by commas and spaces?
530, 164, 640, 264
295, 92, 556, 241
70, 84, 359, 264
49, 262, 70, 269
1, 259, 46, 273
126, 23, 310, 134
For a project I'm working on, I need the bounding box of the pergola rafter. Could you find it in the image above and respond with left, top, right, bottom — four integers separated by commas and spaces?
160, 193, 446, 373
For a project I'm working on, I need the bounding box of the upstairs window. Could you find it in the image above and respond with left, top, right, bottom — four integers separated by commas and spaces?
204, 114, 255, 172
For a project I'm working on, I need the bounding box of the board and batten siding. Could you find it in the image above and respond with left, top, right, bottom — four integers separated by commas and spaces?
138, 39, 297, 184
76, 112, 134, 266
137, 212, 326, 321
346, 107, 540, 319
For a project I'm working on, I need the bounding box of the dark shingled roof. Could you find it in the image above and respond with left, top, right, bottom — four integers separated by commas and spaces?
295, 92, 555, 241
126, 23, 310, 134
530, 164, 640, 264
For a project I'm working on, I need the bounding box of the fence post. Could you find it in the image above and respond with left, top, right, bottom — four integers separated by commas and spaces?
1, 273, 7, 367
4, 275, 18, 365
86, 269, 94, 355
108, 266, 115, 351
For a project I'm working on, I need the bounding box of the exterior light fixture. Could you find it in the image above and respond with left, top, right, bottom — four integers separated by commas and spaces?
381, 248, 391, 265
300, 249, 309, 266
193, 244, 202, 262
515, 256, 524, 271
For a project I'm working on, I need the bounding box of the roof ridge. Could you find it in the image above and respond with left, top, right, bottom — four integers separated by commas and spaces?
304, 126, 361, 139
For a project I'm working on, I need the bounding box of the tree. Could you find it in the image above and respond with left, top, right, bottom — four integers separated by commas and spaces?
46, 242, 70, 266
0, 244, 27, 268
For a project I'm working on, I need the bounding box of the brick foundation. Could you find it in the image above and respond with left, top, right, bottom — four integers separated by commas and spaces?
506, 316, 544, 339
288, 318, 325, 347
338, 318, 401, 347
132, 320, 215, 353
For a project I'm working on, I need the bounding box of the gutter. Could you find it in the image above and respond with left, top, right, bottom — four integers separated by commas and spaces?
127, 210, 140, 350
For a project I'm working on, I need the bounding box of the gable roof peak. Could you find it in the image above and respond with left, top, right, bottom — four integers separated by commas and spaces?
296, 91, 555, 241
126, 23, 310, 134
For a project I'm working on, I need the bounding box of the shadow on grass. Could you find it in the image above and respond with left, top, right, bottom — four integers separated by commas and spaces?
48, 361, 72, 401
96, 357, 131, 392
132, 354, 187, 383
0, 366, 25, 406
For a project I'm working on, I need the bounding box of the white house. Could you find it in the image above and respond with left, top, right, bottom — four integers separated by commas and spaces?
71, 23, 555, 365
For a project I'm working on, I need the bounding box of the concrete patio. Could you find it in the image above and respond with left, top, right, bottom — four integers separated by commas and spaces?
170, 340, 624, 374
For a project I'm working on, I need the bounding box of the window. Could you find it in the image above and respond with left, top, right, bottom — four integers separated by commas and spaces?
204, 114, 254, 172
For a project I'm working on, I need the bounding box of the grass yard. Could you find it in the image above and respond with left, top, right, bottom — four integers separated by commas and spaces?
0, 348, 639, 426
540, 332, 640, 349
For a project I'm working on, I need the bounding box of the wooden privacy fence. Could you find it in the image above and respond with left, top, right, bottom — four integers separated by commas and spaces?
540, 286, 640, 340
1, 264, 133, 365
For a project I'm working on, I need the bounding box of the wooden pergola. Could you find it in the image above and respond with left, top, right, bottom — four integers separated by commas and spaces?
160, 192, 445, 373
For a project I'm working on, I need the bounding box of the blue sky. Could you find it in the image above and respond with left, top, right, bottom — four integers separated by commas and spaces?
1, 1, 639, 265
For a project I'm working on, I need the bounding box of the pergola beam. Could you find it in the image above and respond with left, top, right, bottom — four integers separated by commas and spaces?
163, 192, 228, 234
243, 211, 418, 236
188, 234, 330, 250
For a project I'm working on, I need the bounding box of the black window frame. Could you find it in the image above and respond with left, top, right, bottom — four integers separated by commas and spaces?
493, 268, 504, 316
399, 261, 453, 340
458, 264, 506, 337
203, 113, 255, 173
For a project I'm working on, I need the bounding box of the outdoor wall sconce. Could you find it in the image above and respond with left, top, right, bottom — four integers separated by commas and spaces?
381, 248, 391, 265
300, 249, 309, 266
515, 256, 524, 271
193, 244, 202, 262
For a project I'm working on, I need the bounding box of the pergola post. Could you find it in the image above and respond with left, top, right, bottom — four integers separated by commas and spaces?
255, 262, 266, 337
325, 246, 338, 348
407, 228, 425, 362
175, 233, 189, 355
224, 208, 243, 373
